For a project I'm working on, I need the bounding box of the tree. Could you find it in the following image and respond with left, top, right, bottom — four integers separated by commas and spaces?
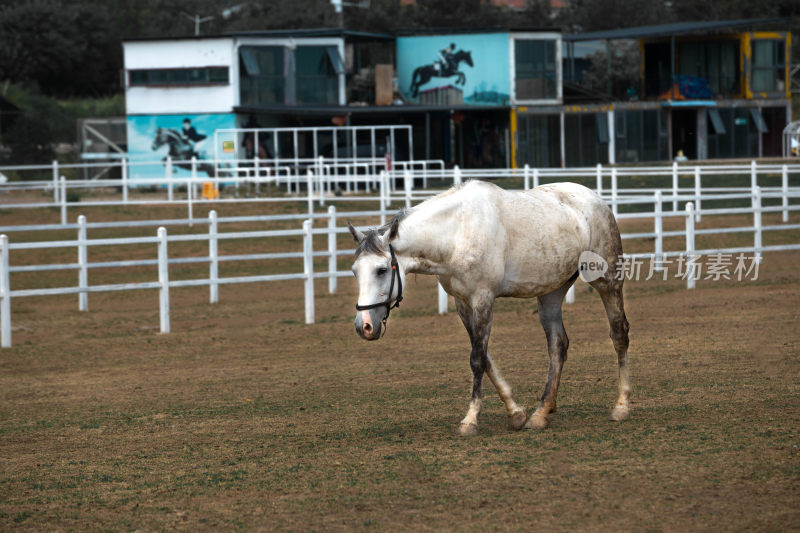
0, 1, 120, 97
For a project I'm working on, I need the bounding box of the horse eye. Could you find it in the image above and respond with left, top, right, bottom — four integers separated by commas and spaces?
377, 267, 388, 276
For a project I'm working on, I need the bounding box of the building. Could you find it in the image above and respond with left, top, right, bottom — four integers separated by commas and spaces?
121, 18, 792, 177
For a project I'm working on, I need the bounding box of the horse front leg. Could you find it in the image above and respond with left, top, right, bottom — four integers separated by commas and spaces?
525, 286, 571, 430
455, 298, 488, 436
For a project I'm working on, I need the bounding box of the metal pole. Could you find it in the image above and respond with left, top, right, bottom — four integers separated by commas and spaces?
523, 164, 530, 190
158, 227, 170, 333
533, 167, 540, 189
654, 191, 663, 271
0, 234, 10, 348
328, 205, 337, 294
303, 219, 315, 324
671, 161, 679, 212
596, 163, 603, 195
611, 167, 618, 217
379, 170, 387, 225
694, 166, 701, 222
60, 176, 67, 225
685, 202, 695, 290
453, 165, 462, 186
52, 160, 59, 205
209, 210, 219, 304
122, 158, 129, 204
404, 169, 412, 209
78, 215, 88, 311
306, 170, 314, 224
166, 156, 174, 202
753, 186, 762, 263
782, 164, 789, 223
438, 283, 448, 314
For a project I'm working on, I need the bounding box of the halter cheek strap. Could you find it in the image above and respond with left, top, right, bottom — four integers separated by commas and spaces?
355, 245, 404, 328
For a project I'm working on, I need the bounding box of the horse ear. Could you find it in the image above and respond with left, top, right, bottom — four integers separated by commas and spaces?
386, 218, 400, 242
347, 220, 365, 244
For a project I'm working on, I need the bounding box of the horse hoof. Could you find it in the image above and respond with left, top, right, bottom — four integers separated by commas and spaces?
508, 410, 527, 431
610, 406, 630, 422
523, 413, 549, 430
457, 423, 479, 437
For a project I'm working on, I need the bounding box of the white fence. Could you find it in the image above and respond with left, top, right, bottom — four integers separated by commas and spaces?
1, 160, 800, 348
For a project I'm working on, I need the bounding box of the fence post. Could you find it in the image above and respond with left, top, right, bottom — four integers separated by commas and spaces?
611, 167, 618, 217
379, 170, 387, 225
453, 165, 462, 186
685, 202, 695, 290
782, 164, 789, 223
209, 210, 218, 304
303, 219, 315, 324
306, 170, 314, 224
78, 215, 88, 311
565, 284, 575, 304
523, 164, 530, 190
694, 166, 701, 222
328, 205, 337, 294
672, 161, 679, 212
121, 158, 129, 204
596, 163, 603, 195
0, 234, 10, 348
438, 283, 448, 314
52, 160, 59, 205
187, 176, 194, 227
166, 156, 174, 202
157, 227, 170, 333
60, 176, 67, 225
404, 169, 412, 209
750, 160, 757, 194
753, 186, 762, 263
533, 167, 540, 189
654, 190, 663, 271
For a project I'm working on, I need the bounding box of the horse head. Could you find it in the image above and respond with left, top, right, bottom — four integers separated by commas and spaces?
456, 50, 473, 68
151, 128, 166, 151
348, 218, 405, 341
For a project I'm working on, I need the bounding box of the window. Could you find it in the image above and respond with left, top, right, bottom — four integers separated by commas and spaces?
128, 67, 229, 86
752, 39, 785, 93
239, 46, 286, 105
239, 45, 342, 106
295, 46, 340, 105
615, 109, 668, 163
677, 40, 740, 96
565, 113, 609, 167
515, 39, 557, 100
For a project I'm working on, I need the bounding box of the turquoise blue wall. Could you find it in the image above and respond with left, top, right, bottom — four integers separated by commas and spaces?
396, 33, 510, 106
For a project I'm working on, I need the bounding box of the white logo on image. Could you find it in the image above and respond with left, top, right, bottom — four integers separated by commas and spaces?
579, 251, 608, 282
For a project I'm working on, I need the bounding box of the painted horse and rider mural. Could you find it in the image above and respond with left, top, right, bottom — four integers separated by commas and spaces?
151, 119, 215, 177
409, 46, 474, 98
348, 180, 631, 436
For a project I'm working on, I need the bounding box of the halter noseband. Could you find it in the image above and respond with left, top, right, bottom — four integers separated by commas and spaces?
355, 244, 404, 328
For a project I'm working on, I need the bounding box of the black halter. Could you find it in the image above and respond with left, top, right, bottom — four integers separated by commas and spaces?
355, 244, 404, 326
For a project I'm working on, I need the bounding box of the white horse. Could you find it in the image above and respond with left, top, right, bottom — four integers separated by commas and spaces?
348, 180, 630, 436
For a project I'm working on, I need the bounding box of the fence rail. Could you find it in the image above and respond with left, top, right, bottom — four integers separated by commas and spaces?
2, 163, 800, 347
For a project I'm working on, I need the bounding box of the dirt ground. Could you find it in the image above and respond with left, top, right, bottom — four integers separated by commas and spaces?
0, 197, 799, 531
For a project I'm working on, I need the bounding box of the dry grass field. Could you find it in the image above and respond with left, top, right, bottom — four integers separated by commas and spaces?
0, 194, 798, 531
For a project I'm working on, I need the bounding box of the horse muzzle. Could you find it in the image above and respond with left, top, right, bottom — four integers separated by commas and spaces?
354, 309, 384, 341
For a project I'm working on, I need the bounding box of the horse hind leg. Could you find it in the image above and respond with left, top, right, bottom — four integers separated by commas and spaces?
590, 276, 631, 421
486, 352, 527, 430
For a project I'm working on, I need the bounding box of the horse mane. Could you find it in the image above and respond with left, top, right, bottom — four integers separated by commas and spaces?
354, 184, 465, 258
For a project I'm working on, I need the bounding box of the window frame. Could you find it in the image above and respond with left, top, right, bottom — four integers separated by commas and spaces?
510, 33, 562, 105
128, 67, 230, 87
